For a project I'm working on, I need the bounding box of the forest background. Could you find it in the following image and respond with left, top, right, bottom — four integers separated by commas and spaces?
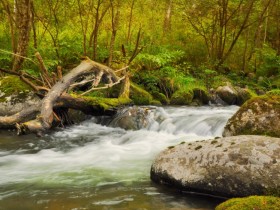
0, 0, 279, 103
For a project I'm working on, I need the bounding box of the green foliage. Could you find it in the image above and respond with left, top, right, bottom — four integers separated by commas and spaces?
266, 89, 280, 96
215, 196, 280, 210
255, 46, 280, 77
136, 49, 185, 70
0, 52, 11, 69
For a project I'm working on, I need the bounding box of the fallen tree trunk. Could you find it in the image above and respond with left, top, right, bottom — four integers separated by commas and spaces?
0, 57, 128, 136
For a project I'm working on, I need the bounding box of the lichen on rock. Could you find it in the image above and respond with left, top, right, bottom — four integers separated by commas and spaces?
223, 94, 280, 137
151, 135, 280, 198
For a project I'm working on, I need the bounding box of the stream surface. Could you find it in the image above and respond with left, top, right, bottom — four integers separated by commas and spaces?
0, 106, 238, 210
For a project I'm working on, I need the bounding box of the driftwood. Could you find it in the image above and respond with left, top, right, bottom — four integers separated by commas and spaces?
0, 56, 129, 136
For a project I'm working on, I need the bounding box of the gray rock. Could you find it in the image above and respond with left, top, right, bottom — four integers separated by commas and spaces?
108, 106, 150, 130
0, 92, 40, 116
151, 135, 280, 197
216, 85, 238, 105
223, 95, 280, 137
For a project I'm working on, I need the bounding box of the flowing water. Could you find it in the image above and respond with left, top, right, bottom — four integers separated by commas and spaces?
0, 106, 238, 210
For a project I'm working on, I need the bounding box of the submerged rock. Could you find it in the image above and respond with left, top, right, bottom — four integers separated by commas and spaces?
223, 94, 280, 137
151, 135, 280, 197
108, 106, 150, 130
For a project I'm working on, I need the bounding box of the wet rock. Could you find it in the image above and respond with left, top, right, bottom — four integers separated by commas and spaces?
235, 87, 255, 106
216, 85, 238, 105
193, 88, 209, 105
151, 135, 280, 197
223, 95, 280, 137
212, 85, 255, 106
108, 106, 150, 130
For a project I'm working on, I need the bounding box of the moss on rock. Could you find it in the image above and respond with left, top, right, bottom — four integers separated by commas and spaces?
151, 91, 169, 105
79, 96, 132, 110
130, 83, 155, 105
215, 196, 280, 210
170, 89, 193, 105
0, 76, 31, 97
223, 94, 280, 137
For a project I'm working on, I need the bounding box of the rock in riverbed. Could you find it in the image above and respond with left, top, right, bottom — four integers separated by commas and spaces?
151, 135, 280, 197
223, 94, 280, 137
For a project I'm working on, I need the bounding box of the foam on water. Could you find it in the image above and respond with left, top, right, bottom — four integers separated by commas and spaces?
0, 106, 238, 195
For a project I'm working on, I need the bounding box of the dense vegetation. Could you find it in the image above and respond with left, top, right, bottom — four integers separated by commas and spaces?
0, 0, 279, 100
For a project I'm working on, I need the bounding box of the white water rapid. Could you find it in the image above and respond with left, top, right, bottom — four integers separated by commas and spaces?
0, 106, 238, 210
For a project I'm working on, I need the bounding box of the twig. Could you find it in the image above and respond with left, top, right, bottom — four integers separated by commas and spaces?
70, 78, 96, 88
80, 76, 125, 96
0, 49, 37, 65
114, 66, 129, 73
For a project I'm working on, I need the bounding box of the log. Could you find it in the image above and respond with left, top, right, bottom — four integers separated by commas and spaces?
15, 57, 120, 136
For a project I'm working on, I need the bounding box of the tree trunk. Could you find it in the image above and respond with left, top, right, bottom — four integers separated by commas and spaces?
11, 57, 119, 136
12, 0, 32, 71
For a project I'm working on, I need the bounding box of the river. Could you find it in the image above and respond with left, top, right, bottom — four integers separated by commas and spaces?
0, 106, 238, 210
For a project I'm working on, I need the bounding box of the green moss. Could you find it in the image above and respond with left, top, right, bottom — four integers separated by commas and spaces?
170, 89, 193, 105
150, 100, 162, 106
229, 94, 280, 137
152, 91, 169, 105
0, 76, 31, 96
267, 89, 280, 96
130, 82, 154, 105
168, 146, 175, 149
215, 196, 280, 210
76, 95, 132, 110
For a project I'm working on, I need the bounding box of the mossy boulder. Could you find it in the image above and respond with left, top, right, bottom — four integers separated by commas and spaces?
152, 91, 169, 105
215, 84, 254, 105
235, 87, 256, 105
151, 135, 280, 197
0, 76, 31, 97
223, 94, 280, 137
170, 89, 193, 105
215, 196, 280, 210
193, 88, 210, 105
0, 76, 40, 116
130, 83, 156, 105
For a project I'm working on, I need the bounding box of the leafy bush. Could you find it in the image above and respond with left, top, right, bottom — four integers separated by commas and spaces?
136, 49, 185, 70
255, 45, 280, 77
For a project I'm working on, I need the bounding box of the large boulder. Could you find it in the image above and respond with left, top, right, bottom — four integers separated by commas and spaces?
151, 135, 280, 197
223, 95, 280, 137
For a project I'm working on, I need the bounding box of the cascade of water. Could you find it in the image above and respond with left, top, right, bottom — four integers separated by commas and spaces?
0, 106, 238, 209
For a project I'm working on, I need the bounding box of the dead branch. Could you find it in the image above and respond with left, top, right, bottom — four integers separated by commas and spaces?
15, 57, 121, 136
81, 76, 125, 95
